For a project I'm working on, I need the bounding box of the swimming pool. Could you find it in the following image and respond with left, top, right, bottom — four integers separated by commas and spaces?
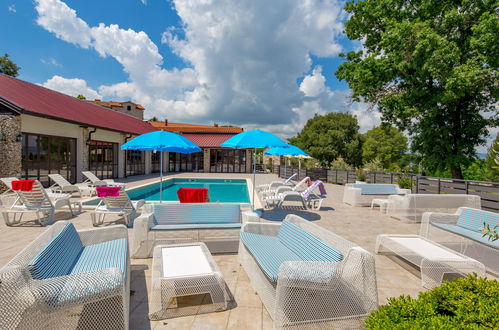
84, 178, 250, 204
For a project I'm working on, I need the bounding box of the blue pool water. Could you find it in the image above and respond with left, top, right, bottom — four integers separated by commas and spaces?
84, 178, 250, 204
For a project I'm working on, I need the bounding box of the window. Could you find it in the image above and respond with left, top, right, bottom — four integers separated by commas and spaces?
210, 149, 247, 173
151, 151, 162, 173
125, 150, 145, 176
88, 140, 118, 179
126, 105, 132, 111
168, 152, 204, 172
21, 133, 77, 187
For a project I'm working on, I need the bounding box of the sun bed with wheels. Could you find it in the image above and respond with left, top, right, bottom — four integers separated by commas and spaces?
342, 183, 410, 207
264, 180, 326, 210
420, 207, 499, 274
90, 187, 145, 227
0, 221, 130, 330
239, 214, 378, 329
82, 171, 126, 188
1, 179, 81, 226
260, 176, 311, 198
131, 203, 260, 258
48, 173, 94, 197
256, 173, 297, 192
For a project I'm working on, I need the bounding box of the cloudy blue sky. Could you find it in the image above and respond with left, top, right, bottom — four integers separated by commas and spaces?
1, 0, 386, 139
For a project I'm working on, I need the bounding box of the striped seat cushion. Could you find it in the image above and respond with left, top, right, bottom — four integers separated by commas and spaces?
71, 238, 128, 276
277, 220, 343, 263
352, 184, 398, 195
240, 232, 302, 283
456, 208, 499, 233
151, 223, 241, 230
28, 223, 83, 280
432, 222, 499, 248
153, 204, 240, 225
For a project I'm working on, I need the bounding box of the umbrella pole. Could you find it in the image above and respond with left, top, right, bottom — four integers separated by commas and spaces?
252, 148, 256, 210
160, 151, 163, 203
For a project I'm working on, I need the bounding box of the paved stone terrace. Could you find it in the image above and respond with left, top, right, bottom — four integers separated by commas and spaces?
0, 173, 495, 329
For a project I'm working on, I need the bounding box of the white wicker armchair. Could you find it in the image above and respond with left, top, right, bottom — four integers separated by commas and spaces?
239, 215, 378, 329
420, 207, 498, 274
0, 222, 130, 330
342, 183, 410, 207
387, 194, 481, 223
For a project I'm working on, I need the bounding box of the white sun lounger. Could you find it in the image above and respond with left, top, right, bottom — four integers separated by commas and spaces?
1, 180, 81, 226
256, 173, 297, 192
83, 171, 126, 188
265, 180, 326, 210
48, 173, 94, 197
260, 176, 310, 198
90, 188, 145, 227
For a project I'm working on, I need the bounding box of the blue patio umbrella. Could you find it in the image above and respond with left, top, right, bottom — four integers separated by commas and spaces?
121, 131, 201, 202
221, 129, 288, 209
264, 144, 310, 175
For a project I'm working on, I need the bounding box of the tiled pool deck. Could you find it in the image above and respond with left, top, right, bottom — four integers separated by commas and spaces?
1, 173, 496, 329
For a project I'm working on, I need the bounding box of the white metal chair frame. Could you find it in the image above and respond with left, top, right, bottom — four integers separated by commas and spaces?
90, 189, 145, 227
82, 171, 126, 188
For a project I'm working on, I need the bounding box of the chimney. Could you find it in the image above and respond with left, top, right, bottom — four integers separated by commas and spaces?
213, 123, 219, 127
164, 119, 168, 126
95, 99, 101, 102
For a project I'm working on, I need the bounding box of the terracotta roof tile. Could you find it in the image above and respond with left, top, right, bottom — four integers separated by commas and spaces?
182, 134, 237, 147
150, 121, 243, 133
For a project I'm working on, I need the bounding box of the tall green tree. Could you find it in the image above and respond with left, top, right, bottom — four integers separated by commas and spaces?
76, 94, 86, 100
485, 134, 499, 181
336, 0, 498, 179
289, 112, 364, 167
0, 54, 20, 77
362, 124, 408, 169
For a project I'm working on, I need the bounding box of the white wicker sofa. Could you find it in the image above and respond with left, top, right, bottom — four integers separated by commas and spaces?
421, 207, 499, 274
342, 183, 410, 207
131, 203, 260, 258
0, 221, 130, 330
239, 215, 378, 329
386, 193, 481, 223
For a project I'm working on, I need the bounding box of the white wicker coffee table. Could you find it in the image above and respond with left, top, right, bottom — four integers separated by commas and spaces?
375, 234, 485, 289
148, 243, 229, 320
370, 198, 390, 213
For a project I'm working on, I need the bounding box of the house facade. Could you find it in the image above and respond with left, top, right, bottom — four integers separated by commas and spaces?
0, 74, 251, 188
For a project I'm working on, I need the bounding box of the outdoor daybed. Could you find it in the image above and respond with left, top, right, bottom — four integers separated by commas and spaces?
386, 193, 481, 223
239, 214, 378, 329
0, 221, 130, 330
420, 207, 498, 274
342, 183, 410, 207
131, 203, 260, 258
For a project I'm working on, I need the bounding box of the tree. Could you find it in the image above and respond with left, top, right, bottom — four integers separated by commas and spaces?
288, 113, 364, 167
0, 53, 20, 77
485, 134, 499, 182
336, 0, 498, 179
76, 94, 86, 100
148, 116, 159, 122
362, 124, 407, 169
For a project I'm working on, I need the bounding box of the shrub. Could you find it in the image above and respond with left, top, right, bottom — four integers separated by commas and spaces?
365, 274, 499, 329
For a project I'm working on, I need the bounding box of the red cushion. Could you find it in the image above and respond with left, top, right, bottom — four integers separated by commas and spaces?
96, 186, 121, 197
177, 188, 209, 203
11, 180, 35, 191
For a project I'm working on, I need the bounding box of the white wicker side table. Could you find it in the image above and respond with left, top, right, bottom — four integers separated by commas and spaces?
148, 243, 229, 320
370, 198, 390, 213
375, 234, 485, 289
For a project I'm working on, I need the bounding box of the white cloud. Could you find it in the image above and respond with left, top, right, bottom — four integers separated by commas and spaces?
8, 4, 16, 13
35, 0, 383, 139
42, 75, 102, 100
40, 57, 62, 67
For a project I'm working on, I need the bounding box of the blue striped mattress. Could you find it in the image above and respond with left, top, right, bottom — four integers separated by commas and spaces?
352, 184, 398, 195
153, 203, 240, 225
240, 220, 343, 284
456, 208, 499, 232
432, 222, 499, 248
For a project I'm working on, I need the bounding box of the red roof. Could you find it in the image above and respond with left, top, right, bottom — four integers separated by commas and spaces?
150, 121, 243, 133
0, 74, 155, 135
183, 133, 237, 147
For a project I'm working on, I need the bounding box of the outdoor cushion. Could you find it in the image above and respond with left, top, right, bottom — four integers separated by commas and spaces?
28, 223, 83, 280
151, 223, 241, 230
352, 184, 398, 195
153, 204, 240, 225
70, 238, 128, 276
456, 208, 499, 232
432, 222, 499, 248
277, 220, 343, 263
240, 232, 302, 283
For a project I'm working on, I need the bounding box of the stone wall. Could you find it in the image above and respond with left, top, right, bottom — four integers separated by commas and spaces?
0, 114, 21, 192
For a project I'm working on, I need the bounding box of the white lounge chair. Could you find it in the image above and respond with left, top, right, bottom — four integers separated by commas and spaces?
82, 171, 126, 188
260, 176, 311, 198
48, 173, 94, 197
90, 188, 145, 227
1, 180, 81, 226
265, 180, 327, 210
1, 177, 22, 209
256, 173, 297, 192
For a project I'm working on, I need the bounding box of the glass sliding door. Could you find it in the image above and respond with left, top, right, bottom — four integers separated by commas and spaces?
209, 149, 247, 173
125, 150, 145, 176
168, 152, 204, 172
21, 133, 77, 187
88, 140, 118, 179
151, 151, 161, 173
